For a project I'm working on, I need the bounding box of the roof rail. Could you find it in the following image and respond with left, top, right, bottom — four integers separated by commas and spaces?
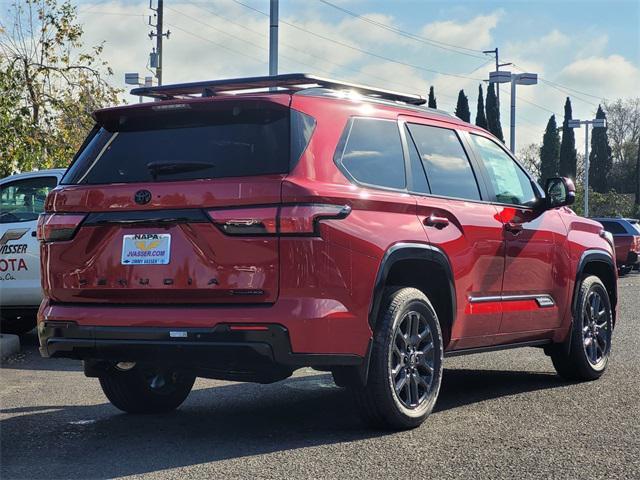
130, 73, 426, 106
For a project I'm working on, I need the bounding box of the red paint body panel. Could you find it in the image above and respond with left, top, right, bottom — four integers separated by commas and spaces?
613, 235, 640, 266
38, 91, 617, 362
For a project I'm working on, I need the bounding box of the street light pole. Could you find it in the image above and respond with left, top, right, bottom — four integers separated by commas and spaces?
568, 118, 607, 217
584, 123, 590, 217
269, 0, 279, 77
510, 76, 517, 153
489, 71, 537, 153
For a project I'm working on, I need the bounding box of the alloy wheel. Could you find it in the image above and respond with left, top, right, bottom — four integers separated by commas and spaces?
389, 310, 436, 409
582, 290, 610, 366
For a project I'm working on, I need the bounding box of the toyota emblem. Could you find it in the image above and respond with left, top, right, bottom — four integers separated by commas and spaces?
134, 189, 152, 205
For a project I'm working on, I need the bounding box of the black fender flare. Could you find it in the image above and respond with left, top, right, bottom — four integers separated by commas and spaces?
349, 242, 456, 387
368, 242, 456, 331
572, 249, 616, 315
562, 249, 616, 355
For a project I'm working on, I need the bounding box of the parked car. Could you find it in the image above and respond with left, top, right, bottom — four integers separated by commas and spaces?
37, 74, 617, 429
0, 169, 66, 334
594, 217, 640, 275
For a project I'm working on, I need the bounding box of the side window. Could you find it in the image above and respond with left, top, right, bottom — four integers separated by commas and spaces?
405, 126, 430, 194
470, 134, 537, 206
337, 118, 406, 189
0, 176, 58, 224
406, 123, 481, 201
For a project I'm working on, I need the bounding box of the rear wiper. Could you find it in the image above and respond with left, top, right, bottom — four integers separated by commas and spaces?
146, 161, 214, 180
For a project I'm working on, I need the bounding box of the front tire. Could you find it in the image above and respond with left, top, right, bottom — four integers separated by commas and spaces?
99, 364, 196, 414
551, 275, 613, 381
351, 287, 443, 430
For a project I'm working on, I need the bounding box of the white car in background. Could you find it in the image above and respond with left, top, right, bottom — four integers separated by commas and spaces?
0, 169, 66, 334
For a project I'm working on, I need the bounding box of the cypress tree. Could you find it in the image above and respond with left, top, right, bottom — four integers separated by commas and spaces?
588, 105, 612, 193
540, 115, 560, 184
485, 83, 504, 142
454, 89, 470, 122
475, 84, 487, 129
428, 86, 437, 109
559, 97, 577, 179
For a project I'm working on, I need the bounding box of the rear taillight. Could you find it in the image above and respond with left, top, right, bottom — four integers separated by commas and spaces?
634, 236, 640, 251
207, 204, 350, 236
37, 213, 86, 242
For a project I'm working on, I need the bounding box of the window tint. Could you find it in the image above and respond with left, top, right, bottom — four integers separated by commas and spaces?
405, 126, 430, 194
600, 221, 627, 235
338, 118, 406, 189
406, 124, 480, 200
470, 134, 536, 206
63, 101, 297, 185
0, 176, 58, 224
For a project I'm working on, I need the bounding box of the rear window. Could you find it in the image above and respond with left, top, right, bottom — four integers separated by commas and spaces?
63, 101, 314, 185
599, 221, 627, 235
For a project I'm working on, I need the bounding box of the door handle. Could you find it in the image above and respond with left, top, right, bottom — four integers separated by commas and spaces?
424, 215, 450, 230
504, 222, 523, 235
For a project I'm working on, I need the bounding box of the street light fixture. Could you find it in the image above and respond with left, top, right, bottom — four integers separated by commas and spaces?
568, 117, 607, 217
125, 73, 154, 103
488, 71, 538, 153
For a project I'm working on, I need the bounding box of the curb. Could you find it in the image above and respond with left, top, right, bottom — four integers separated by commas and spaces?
0, 334, 20, 359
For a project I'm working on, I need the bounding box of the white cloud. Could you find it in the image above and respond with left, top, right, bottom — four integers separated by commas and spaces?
420, 11, 503, 51
558, 55, 640, 100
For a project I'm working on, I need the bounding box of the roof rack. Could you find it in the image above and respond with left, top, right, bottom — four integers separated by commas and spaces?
130, 73, 426, 106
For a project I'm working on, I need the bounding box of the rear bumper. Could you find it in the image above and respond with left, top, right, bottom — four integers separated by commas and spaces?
626, 251, 639, 265
38, 321, 364, 381
38, 298, 373, 356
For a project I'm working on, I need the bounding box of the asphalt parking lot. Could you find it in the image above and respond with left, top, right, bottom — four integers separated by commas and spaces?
2, 272, 639, 480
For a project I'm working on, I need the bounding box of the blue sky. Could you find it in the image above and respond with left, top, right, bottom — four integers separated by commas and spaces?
3, 0, 639, 149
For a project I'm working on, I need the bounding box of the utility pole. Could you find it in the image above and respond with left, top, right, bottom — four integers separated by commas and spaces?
149, 0, 170, 85
483, 48, 511, 115
269, 0, 279, 77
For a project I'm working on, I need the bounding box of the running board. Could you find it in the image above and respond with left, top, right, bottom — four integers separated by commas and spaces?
444, 339, 552, 358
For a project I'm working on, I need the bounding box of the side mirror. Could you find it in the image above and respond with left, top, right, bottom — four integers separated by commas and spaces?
545, 177, 575, 209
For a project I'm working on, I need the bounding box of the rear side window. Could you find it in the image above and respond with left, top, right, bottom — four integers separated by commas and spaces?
600, 221, 627, 235
63, 101, 312, 185
0, 176, 58, 223
336, 118, 406, 189
406, 124, 480, 201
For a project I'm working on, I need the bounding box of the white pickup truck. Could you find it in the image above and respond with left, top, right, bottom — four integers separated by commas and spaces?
0, 169, 66, 334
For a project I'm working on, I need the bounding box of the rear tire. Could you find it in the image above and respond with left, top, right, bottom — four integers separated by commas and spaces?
350, 287, 443, 430
551, 276, 613, 381
618, 266, 632, 276
99, 364, 195, 414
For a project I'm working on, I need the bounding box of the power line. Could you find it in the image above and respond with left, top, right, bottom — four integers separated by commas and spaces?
228, 0, 485, 82
167, 23, 266, 65
177, 2, 463, 100
511, 63, 601, 106
316, 0, 487, 59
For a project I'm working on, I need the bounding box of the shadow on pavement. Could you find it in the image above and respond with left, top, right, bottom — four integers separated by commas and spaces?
0, 368, 566, 479
1, 331, 81, 372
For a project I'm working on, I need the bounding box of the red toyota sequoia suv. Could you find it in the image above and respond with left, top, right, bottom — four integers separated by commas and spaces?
38, 74, 617, 429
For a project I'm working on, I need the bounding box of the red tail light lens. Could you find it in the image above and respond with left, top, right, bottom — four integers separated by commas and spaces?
207, 204, 350, 236
208, 207, 278, 235
37, 213, 86, 242
279, 204, 351, 235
